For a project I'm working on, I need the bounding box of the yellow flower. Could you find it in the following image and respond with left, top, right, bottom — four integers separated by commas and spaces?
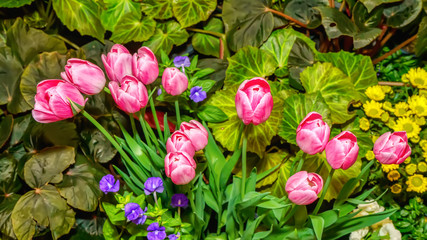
405, 164, 417, 175
364, 100, 384, 119
402, 68, 427, 89
390, 183, 402, 194
404, 157, 412, 164
383, 101, 394, 112
423, 151, 427, 160
381, 86, 392, 94
352, 101, 362, 107
386, 117, 397, 129
420, 140, 427, 151
418, 162, 427, 173
414, 116, 426, 126
408, 95, 427, 117
381, 112, 390, 122
393, 117, 421, 139
410, 135, 420, 143
359, 117, 370, 131
371, 135, 379, 143
420, 89, 427, 97
406, 174, 427, 193
365, 150, 375, 160
394, 102, 410, 117
365, 85, 385, 101
387, 170, 400, 181
382, 164, 399, 173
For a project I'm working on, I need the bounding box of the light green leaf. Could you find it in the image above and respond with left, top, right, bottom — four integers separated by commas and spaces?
52, 0, 105, 41
172, 0, 217, 28
310, 215, 325, 240
206, 84, 283, 157
141, 0, 173, 20
24, 146, 75, 188
284, 0, 329, 28
0, 194, 20, 239
270, 158, 293, 197
192, 18, 224, 58
360, 0, 403, 12
225, 46, 277, 85
100, 0, 141, 31
300, 62, 357, 124
0, 0, 35, 8
383, 0, 422, 28
415, 16, 427, 56
103, 219, 120, 240
0, 115, 13, 149
316, 6, 358, 39
256, 151, 288, 188
143, 20, 189, 55
278, 92, 331, 145
110, 15, 156, 44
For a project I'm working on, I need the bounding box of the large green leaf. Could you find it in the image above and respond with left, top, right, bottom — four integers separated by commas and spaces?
256, 151, 288, 188
223, 0, 275, 52
278, 92, 331, 145
172, 0, 217, 28
141, 0, 173, 20
0, 0, 34, 8
24, 121, 79, 150
360, 0, 403, 12
143, 20, 189, 55
206, 84, 283, 157
110, 15, 156, 44
52, 0, 105, 41
192, 18, 224, 58
353, 2, 383, 30
316, 6, 358, 39
11, 185, 75, 240
80, 119, 118, 163
100, 0, 141, 31
284, 0, 329, 28
0, 115, 13, 149
353, 28, 382, 49
0, 194, 20, 239
225, 46, 277, 85
300, 62, 357, 124
0, 154, 21, 198
270, 158, 294, 197
415, 16, 427, 56
383, 0, 422, 28
9, 115, 31, 146
318, 51, 378, 101
24, 146, 75, 188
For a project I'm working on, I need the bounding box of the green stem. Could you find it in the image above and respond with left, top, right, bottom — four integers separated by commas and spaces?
280, 204, 298, 227
139, 111, 152, 146
129, 114, 137, 137
186, 27, 224, 38
149, 96, 164, 142
313, 169, 335, 215
54, 35, 79, 50
175, 100, 181, 128
234, 122, 245, 151
104, 87, 111, 95
241, 136, 248, 200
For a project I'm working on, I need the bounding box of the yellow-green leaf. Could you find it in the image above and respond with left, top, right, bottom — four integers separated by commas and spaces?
172, 0, 217, 28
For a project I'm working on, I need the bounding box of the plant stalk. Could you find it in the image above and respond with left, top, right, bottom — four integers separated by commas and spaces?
373, 34, 418, 64
313, 169, 335, 215
149, 95, 164, 142
175, 100, 181, 128
241, 136, 248, 200
266, 8, 307, 28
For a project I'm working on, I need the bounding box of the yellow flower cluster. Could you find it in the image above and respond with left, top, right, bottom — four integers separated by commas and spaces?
402, 68, 427, 89
406, 174, 427, 193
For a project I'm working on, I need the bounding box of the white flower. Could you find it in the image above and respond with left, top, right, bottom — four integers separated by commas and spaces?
350, 227, 369, 240
379, 223, 402, 240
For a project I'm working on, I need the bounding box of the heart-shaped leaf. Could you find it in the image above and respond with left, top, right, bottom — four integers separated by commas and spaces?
100, 0, 141, 31
172, 0, 217, 28
143, 20, 189, 55
383, 0, 422, 28
141, 0, 173, 20
192, 18, 224, 58
284, 0, 329, 28
110, 15, 156, 44
360, 0, 403, 12
316, 6, 358, 39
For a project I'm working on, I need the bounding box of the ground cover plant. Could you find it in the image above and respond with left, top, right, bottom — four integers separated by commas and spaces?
0, 0, 426, 239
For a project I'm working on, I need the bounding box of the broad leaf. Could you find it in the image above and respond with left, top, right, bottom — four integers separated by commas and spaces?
9, 114, 31, 146
80, 119, 118, 163
24, 121, 79, 150
256, 151, 288, 188
24, 146, 75, 188
353, 2, 383, 30
11, 185, 75, 240
100, 0, 141, 31
0, 0, 34, 8
415, 16, 427, 56
225, 46, 277, 85
383, 0, 422, 28
141, 0, 173, 20
192, 18, 224, 58
353, 28, 382, 49
0, 47, 24, 112
360, 0, 403, 12
316, 6, 358, 39
0, 154, 21, 198
0, 115, 13, 149
143, 20, 189, 55
300, 62, 357, 124
172, 0, 217, 28
52, 0, 105, 41
270, 158, 293, 197
0, 194, 21, 239
110, 15, 156, 44
284, 0, 329, 28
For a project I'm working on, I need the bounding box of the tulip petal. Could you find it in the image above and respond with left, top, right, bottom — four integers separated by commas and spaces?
235, 90, 254, 125
170, 164, 196, 185
252, 93, 273, 125
288, 190, 318, 205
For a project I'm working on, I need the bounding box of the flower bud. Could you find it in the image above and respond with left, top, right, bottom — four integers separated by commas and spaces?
108, 75, 148, 113
325, 131, 359, 170
61, 58, 106, 95
285, 171, 323, 205
162, 67, 188, 96
132, 47, 159, 85
101, 44, 133, 84
166, 131, 196, 157
296, 112, 330, 155
164, 151, 196, 185
180, 120, 208, 151
373, 131, 411, 164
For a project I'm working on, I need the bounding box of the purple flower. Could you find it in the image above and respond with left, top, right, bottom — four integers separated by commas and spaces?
171, 194, 189, 208
147, 222, 166, 240
124, 203, 147, 225
189, 86, 207, 103
168, 233, 180, 240
144, 177, 164, 195
157, 88, 162, 96
173, 56, 191, 68
99, 174, 120, 194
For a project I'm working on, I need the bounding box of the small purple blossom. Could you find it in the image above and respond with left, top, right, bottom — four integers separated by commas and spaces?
173, 56, 191, 68
147, 222, 166, 240
99, 174, 120, 194
189, 86, 207, 103
171, 194, 189, 208
157, 88, 162, 96
144, 177, 164, 195
168, 233, 180, 240
124, 203, 147, 225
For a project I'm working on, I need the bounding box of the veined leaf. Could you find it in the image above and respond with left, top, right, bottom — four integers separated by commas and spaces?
141, 0, 173, 20
316, 6, 358, 39
110, 15, 156, 44
0, 194, 20, 239
256, 151, 288, 188
383, 0, 422, 28
143, 20, 189, 55
100, 0, 141, 31
0, 0, 35, 8
172, 0, 217, 28
360, 0, 403, 12
284, 0, 329, 29
415, 16, 427, 56
192, 18, 224, 58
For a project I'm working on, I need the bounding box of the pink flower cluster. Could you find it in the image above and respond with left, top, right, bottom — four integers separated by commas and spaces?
165, 120, 208, 185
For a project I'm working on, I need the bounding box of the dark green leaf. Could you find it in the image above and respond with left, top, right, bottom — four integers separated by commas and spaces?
197, 58, 228, 91
284, 0, 329, 28
80, 120, 118, 163
71, 217, 105, 240
415, 16, 427, 56
24, 121, 79, 150
192, 18, 224, 58
0, 115, 13, 149
310, 215, 324, 240
316, 6, 358, 39
353, 28, 382, 49
353, 2, 383, 30
81, 40, 115, 68
100, 0, 141, 31
197, 105, 228, 123
0, 194, 20, 239
383, 0, 422, 28
360, 0, 403, 12
173, 0, 217, 28
110, 15, 156, 44
143, 20, 189, 55
9, 114, 31, 146
0, 154, 21, 197
0, 0, 35, 8
141, 0, 173, 20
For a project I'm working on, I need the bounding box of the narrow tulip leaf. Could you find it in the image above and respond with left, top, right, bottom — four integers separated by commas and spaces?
0, 115, 13, 149
310, 215, 325, 240
316, 6, 358, 39
0, 0, 34, 8
359, 0, 403, 12
143, 20, 189, 55
100, 0, 141, 31
172, 0, 217, 28
110, 15, 156, 44
284, 0, 329, 29
383, 0, 422, 28
415, 17, 427, 56
141, 0, 173, 20
192, 18, 224, 58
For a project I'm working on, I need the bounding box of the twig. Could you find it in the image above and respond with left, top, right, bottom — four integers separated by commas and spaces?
378, 81, 407, 86
265, 8, 307, 28
219, 37, 224, 60
329, 0, 335, 8
372, 34, 417, 64
339, 0, 346, 12
186, 27, 224, 38
380, 29, 396, 48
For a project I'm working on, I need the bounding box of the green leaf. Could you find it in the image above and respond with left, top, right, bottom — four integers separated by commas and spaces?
0, 194, 20, 239
80, 119, 118, 163
143, 20, 189, 55
316, 6, 358, 39
270, 160, 293, 197
103, 219, 120, 240
0, 154, 21, 197
24, 146, 75, 188
0, 115, 13, 149
223, 0, 275, 52
102, 202, 126, 225
353, 2, 383, 30
110, 15, 156, 44
300, 62, 357, 124
278, 92, 331, 145
360, 0, 403, 12
0, 0, 35, 8
310, 215, 325, 240
192, 18, 224, 58
383, 0, 422, 28
415, 16, 427, 56
141, 0, 173, 20
24, 121, 79, 150
172, 0, 217, 28
318, 51, 378, 101
256, 151, 287, 188
225, 46, 277, 85
9, 114, 31, 146
353, 28, 382, 49
11, 185, 75, 240
206, 84, 283, 157
197, 105, 228, 123
100, 0, 141, 31
284, 0, 329, 28
52, 0, 105, 41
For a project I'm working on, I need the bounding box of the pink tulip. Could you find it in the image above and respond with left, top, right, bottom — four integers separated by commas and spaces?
180, 120, 208, 151
32, 79, 86, 123
325, 131, 359, 170
373, 132, 411, 164
162, 67, 188, 96
108, 75, 148, 113
101, 44, 133, 84
285, 171, 323, 205
61, 58, 106, 95
166, 131, 196, 157
165, 151, 196, 185
132, 47, 159, 85
235, 77, 273, 125
296, 112, 330, 155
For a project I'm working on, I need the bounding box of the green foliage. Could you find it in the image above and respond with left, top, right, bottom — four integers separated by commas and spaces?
141, 0, 174, 20
100, 0, 141, 32
383, 0, 423, 28
172, 0, 217, 28
0, 116, 13, 149
192, 18, 224, 58
109, 15, 156, 44
143, 20, 189, 55
415, 16, 427, 56
284, 0, 329, 28
0, 0, 35, 8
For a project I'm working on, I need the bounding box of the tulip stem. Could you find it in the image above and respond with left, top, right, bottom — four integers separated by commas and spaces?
241, 136, 248, 200
313, 169, 335, 215
139, 111, 152, 146
280, 204, 298, 227
149, 95, 164, 142
175, 100, 181, 128
234, 122, 245, 151
129, 114, 138, 137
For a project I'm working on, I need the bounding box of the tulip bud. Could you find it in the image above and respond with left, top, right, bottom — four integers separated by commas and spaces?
180, 120, 208, 151
162, 67, 188, 96
373, 131, 411, 164
164, 151, 196, 185
101, 44, 133, 84
235, 77, 273, 125
32, 79, 86, 123
132, 47, 159, 85
325, 131, 359, 170
61, 58, 106, 95
285, 171, 323, 205
296, 112, 330, 155
166, 131, 196, 157
109, 75, 148, 113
